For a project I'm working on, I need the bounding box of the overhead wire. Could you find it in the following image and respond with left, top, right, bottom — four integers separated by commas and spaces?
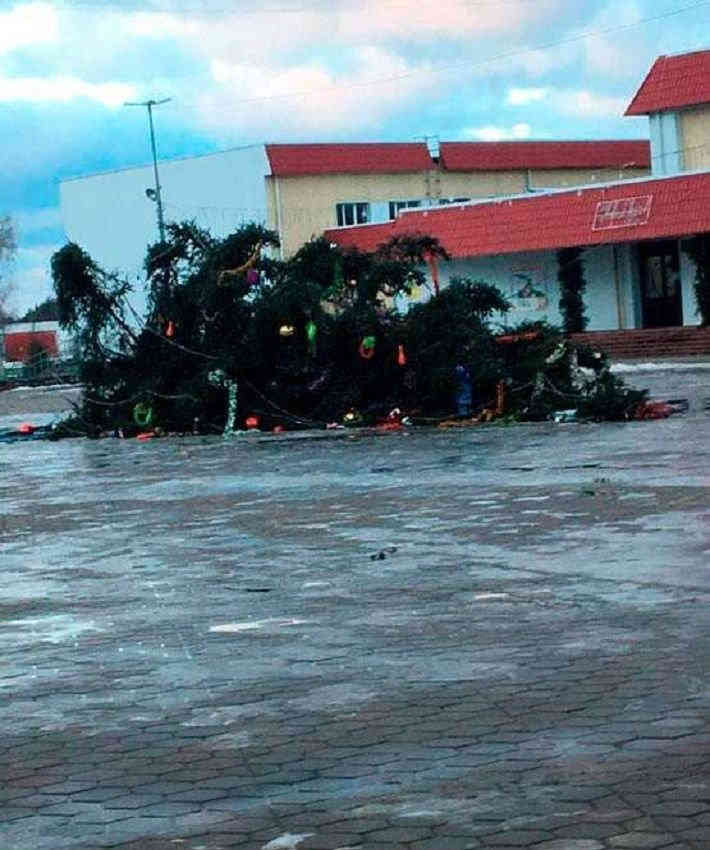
31, 0, 710, 112
169, 0, 710, 111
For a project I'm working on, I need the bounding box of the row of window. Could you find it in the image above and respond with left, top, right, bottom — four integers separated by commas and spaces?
335, 197, 471, 227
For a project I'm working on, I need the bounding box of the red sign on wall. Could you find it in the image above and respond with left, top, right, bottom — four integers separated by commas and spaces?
592, 195, 653, 230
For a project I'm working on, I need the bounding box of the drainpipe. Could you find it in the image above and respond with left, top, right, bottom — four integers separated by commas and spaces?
612, 244, 627, 329
274, 175, 284, 260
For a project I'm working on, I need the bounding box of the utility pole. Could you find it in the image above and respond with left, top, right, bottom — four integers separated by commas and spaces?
124, 98, 171, 242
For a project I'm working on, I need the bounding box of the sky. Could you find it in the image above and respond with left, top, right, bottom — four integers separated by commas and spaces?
1, 0, 710, 315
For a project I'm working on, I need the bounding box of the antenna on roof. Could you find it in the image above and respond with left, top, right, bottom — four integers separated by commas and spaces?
416, 135, 440, 160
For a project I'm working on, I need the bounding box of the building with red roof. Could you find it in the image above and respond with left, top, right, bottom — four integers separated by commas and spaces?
265, 143, 433, 176
625, 49, 710, 174
323, 50, 710, 337
265, 140, 650, 257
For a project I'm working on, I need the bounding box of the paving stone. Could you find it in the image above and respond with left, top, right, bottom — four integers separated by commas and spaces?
608, 833, 678, 848
479, 829, 554, 845
138, 802, 204, 817
6, 432, 710, 849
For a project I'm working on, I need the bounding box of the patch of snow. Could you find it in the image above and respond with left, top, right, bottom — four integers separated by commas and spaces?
209, 618, 308, 633
611, 361, 710, 373
473, 593, 510, 601
261, 833, 314, 850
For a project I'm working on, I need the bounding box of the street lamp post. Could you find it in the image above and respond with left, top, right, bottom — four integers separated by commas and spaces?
125, 98, 171, 243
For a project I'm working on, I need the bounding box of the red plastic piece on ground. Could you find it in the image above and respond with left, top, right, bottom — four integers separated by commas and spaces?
635, 400, 674, 420
136, 431, 155, 441
376, 421, 403, 432
272, 425, 284, 433
18, 422, 35, 434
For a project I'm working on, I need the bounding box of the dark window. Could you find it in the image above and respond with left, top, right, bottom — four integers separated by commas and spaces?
336, 202, 370, 227
388, 200, 421, 220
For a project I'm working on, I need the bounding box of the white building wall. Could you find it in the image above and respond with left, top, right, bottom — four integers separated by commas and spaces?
421, 240, 698, 331
440, 250, 563, 330
436, 246, 626, 331
59, 145, 269, 300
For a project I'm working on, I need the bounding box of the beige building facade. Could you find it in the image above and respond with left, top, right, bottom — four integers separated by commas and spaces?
265, 141, 650, 258
679, 104, 710, 171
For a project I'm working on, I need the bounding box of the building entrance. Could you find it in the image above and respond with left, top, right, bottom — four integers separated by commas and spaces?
638, 240, 682, 327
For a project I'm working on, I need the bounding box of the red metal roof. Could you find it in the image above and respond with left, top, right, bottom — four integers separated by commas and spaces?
439, 140, 650, 171
266, 140, 651, 176
266, 143, 432, 176
626, 50, 710, 115
324, 171, 710, 259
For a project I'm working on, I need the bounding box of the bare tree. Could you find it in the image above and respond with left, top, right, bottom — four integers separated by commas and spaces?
0, 215, 17, 326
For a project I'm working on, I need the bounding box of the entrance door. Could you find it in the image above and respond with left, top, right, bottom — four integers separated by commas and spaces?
638, 240, 682, 327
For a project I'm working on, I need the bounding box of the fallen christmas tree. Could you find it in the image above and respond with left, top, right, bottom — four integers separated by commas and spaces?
50, 221, 646, 437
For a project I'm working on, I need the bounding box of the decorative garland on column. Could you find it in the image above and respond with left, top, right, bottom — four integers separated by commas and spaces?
208, 368, 239, 437
684, 235, 710, 326
557, 247, 588, 334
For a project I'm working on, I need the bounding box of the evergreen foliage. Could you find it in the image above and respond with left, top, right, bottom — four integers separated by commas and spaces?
19, 298, 59, 322
51, 221, 645, 435
684, 235, 710, 325
557, 247, 588, 334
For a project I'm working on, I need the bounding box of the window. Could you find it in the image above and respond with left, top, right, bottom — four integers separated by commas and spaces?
388, 200, 421, 220
336, 202, 370, 227
438, 197, 470, 206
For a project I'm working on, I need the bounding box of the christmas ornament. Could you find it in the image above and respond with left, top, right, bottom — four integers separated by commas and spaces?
279, 324, 296, 337
397, 344, 407, 366
359, 336, 376, 359
133, 402, 154, 428
306, 320, 317, 356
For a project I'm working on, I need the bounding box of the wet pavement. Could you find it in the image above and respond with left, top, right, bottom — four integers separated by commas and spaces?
2, 414, 710, 850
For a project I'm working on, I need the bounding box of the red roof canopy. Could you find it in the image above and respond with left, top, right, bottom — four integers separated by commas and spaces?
324, 171, 710, 258
439, 140, 650, 171
266, 140, 651, 177
266, 143, 432, 176
626, 50, 710, 115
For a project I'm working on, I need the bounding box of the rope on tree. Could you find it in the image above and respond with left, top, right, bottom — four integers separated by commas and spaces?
217, 242, 262, 286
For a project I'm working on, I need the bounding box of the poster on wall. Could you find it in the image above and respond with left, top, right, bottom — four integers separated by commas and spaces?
508, 267, 549, 312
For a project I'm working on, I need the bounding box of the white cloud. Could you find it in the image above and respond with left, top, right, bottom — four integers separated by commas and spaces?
551, 88, 627, 118
464, 123, 532, 141
198, 45, 437, 135
0, 2, 59, 54
581, 0, 646, 79
507, 87, 548, 106
0, 75, 137, 107
13, 207, 62, 235
6, 242, 60, 315
124, 0, 560, 53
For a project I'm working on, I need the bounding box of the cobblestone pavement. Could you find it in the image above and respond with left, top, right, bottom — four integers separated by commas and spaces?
3, 418, 710, 849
